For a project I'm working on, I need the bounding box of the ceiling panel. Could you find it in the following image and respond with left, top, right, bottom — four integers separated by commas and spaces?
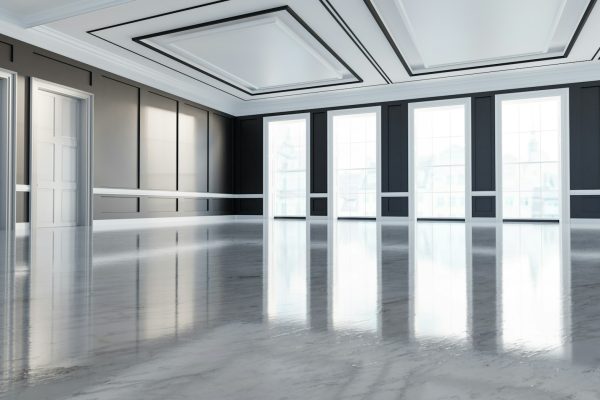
82, 0, 387, 99
134, 8, 358, 95
0, 0, 132, 27
365, 0, 596, 75
2, 0, 600, 114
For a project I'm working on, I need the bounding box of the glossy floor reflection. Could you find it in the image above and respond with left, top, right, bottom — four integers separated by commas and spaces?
1, 220, 600, 399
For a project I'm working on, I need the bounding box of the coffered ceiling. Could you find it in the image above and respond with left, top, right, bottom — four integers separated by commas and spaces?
1, 0, 600, 116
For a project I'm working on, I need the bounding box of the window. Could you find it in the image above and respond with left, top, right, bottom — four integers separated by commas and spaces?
265, 115, 309, 218
410, 99, 470, 219
329, 108, 380, 218
498, 92, 565, 220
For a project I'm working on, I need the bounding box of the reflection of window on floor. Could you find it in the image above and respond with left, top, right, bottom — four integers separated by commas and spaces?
332, 222, 378, 333
501, 96, 561, 220
333, 112, 377, 218
502, 224, 564, 357
268, 117, 307, 217
413, 223, 467, 341
267, 220, 307, 325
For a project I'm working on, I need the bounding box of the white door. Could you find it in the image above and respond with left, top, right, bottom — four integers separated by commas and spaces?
35, 91, 80, 227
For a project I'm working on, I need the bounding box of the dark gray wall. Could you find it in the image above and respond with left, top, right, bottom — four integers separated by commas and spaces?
94, 76, 139, 189
235, 83, 600, 219
233, 116, 263, 215
0, 33, 235, 222
381, 104, 408, 217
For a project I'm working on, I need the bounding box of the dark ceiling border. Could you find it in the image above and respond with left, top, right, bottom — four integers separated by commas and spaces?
363, 0, 598, 77
132, 6, 362, 96
88, 0, 246, 100
319, 0, 391, 84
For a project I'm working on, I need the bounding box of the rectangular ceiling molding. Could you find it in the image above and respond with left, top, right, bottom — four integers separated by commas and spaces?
364, 0, 597, 76
131, 6, 361, 96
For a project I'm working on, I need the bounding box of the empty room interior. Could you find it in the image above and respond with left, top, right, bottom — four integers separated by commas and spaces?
2, 0, 600, 398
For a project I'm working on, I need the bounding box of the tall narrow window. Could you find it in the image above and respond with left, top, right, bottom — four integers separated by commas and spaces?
498, 92, 564, 220
330, 108, 380, 218
411, 100, 470, 219
265, 115, 309, 218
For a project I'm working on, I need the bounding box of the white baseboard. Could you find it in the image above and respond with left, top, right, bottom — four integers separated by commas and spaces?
233, 215, 264, 221
92, 215, 237, 232
470, 218, 500, 225
15, 223, 30, 236
568, 218, 600, 229
379, 217, 410, 223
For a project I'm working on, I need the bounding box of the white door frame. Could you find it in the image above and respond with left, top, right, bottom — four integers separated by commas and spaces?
408, 98, 472, 221
30, 78, 93, 228
327, 106, 382, 220
263, 113, 311, 219
494, 88, 570, 222
0, 68, 16, 233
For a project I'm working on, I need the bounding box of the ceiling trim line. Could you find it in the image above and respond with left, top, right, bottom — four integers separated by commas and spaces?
363, 0, 598, 77
319, 0, 392, 84
87, 31, 247, 101
88, 0, 232, 33
130, 6, 363, 96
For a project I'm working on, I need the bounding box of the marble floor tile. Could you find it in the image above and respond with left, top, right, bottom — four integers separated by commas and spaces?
0, 220, 599, 399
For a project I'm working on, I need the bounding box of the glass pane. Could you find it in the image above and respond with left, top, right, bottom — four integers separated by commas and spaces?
501, 95, 562, 220
269, 118, 307, 217
414, 103, 466, 219
334, 112, 377, 218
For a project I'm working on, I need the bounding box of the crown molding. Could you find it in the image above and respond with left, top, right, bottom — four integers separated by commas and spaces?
235, 60, 600, 115
22, 0, 133, 27
0, 20, 240, 114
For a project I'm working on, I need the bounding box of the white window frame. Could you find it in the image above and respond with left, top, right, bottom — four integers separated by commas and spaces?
0, 68, 16, 234
408, 98, 472, 221
495, 89, 570, 222
263, 113, 310, 219
327, 106, 382, 220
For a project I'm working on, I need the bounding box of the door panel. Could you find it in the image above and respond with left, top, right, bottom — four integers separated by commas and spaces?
38, 188, 54, 224
61, 190, 77, 224
35, 90, 81, 227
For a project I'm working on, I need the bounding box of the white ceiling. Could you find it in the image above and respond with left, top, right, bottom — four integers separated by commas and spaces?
0, 0, 131, 27
0, 0, 599, 116
369, 0, 591, 73
137, 8, 357, 94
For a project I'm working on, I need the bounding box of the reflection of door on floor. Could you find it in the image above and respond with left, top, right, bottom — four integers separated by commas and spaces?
35, 91, 81, 227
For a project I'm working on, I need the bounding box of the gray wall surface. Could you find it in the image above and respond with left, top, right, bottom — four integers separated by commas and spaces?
0, 34, 234, 222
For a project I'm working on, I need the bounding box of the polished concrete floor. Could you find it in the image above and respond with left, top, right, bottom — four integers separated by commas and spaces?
1, 220, 600, 399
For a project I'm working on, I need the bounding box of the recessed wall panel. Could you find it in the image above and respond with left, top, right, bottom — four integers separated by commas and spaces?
179, 103, 208, 192
94, 77, 139, 189
209, 113, 232, 194
140, 92, 177, 191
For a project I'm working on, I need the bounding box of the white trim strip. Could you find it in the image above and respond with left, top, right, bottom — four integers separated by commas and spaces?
93, 187, 263, 199
16, 184, 30, 192
381, 192, 409, 197
309, 193, 327, 198
15, 222, 29, 236
92, 215, 237, 231
472, 191, 496, 196
570, 190, 600, 196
